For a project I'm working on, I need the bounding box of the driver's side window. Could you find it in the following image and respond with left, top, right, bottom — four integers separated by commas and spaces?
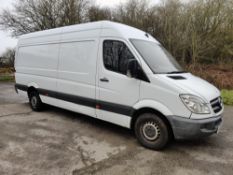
103, 40, 136, 75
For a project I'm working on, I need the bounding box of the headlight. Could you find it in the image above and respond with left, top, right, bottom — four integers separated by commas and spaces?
180, 94, 210, 114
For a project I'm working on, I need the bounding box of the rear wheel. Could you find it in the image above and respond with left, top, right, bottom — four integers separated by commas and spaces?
134, 113, 170, 150
29, 91, 43, 111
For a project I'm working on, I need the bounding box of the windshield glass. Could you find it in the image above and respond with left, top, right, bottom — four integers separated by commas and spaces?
131, 39, 183, 74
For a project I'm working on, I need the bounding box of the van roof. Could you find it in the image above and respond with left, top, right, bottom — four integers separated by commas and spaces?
19, 21, 159, 43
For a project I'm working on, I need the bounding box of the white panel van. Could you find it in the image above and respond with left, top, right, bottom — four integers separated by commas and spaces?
15, 21, 223, 150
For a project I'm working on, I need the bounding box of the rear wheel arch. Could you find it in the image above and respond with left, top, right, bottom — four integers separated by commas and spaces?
27, 86, 44, 111
27, 86, 37, 97
27, 82, 39, 96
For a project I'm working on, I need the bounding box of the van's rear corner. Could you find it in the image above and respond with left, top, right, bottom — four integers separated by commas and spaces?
14, 44, 23, 95
14, 39, 31, 98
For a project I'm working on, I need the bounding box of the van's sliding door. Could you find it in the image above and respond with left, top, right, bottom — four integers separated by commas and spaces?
57, 40, 98, 118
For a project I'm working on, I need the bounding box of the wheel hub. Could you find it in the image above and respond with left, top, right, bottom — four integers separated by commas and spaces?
142, 121, 160, 141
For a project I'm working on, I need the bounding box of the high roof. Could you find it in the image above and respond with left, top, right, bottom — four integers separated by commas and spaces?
19, 21, 159, 43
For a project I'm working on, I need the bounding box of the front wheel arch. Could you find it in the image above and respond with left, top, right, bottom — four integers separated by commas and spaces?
131, 108, 174, 139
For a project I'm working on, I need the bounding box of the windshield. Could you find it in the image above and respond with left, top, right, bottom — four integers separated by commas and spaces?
131, 39, 184, 74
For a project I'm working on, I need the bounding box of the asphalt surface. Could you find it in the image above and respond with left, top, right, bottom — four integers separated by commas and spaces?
0, 82, 233, 175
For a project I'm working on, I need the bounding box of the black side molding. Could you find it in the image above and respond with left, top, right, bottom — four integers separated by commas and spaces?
15, 84, 134, 117
15, 84, 28, 91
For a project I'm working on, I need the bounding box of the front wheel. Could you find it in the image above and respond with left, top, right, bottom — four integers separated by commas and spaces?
134, 113, 170, 150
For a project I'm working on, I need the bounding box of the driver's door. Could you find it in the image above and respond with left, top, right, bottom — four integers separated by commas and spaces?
96, 39, 140, 128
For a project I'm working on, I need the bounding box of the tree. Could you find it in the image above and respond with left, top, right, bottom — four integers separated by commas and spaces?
114, 0, 151, 31
0, 48, 15, 67
0, 0, 90, 36
87, 5, 112, 22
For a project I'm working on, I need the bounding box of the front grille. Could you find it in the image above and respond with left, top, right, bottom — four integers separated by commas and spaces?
210, 97, 223, 113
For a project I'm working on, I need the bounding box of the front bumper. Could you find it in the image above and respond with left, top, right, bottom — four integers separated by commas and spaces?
167, 115, 222, 140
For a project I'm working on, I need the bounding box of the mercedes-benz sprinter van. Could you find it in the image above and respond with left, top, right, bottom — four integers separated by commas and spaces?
15, 21, 223, 150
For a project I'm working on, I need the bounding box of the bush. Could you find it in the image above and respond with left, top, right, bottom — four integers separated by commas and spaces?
0, 67, 15, 74
221, 90, 233, 105
187, 63, 233, 90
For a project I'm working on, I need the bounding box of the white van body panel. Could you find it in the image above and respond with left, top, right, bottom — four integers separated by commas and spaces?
96, 109, 131, 128
57, 39, 99, 117
40, 95, 59, 109
27, 82, 39, 89
100, 23, 159, 43
17, 27, 62, 46
15, 21, 223, 139
140, 76, 192, 118
16, 39, 60, 109
133, 99, 173, 116
156, 73, 220, 102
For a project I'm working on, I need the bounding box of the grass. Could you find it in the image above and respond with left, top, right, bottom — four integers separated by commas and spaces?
0, 67, 15, 82
221, 90, 233, 106
0, 75, 14, 82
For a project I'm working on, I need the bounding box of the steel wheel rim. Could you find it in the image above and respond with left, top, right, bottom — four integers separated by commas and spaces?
142, 121, 160, 141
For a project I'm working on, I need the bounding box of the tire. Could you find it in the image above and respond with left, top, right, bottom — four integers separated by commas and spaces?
28, 91, 43, 111
134, 113, 170, 150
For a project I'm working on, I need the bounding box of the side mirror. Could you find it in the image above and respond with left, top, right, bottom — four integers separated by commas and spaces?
127, 59, 138, 78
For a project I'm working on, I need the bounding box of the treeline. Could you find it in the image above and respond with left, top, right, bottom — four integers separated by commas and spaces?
0, 48, 15, 67
0, 0, 232, 65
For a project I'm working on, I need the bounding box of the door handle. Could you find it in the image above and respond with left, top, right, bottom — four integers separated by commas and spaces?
100, 77, 109, 82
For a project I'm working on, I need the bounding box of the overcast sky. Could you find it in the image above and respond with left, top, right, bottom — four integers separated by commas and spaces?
0, 0, 160, 55
0, 0, 16, 55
